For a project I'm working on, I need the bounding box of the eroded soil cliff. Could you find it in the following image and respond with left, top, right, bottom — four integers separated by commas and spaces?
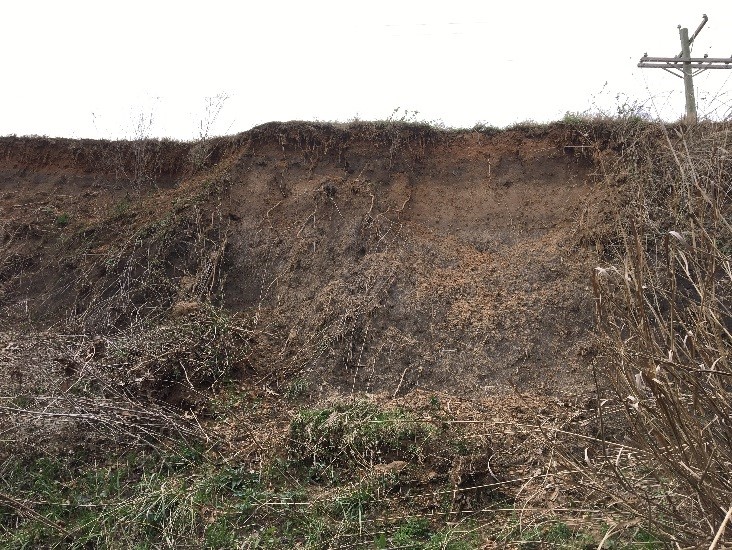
0, 122, 616, 403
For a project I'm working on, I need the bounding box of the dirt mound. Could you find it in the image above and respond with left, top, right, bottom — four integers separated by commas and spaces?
0, 122, 612, 401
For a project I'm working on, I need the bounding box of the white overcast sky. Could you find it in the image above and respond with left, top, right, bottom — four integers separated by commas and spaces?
2, 1, 731, 139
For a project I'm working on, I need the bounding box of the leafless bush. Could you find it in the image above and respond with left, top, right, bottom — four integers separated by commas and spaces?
67, 202, 230, 334
0, 300, 249, 459
591, 121, 732, 546
0, 335, 211, 458
188, 93, 229, 169
107, 303, 252, 400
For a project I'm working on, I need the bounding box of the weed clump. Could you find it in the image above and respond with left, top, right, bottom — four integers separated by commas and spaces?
289, 401, 435, 468
109, 304, 251, 400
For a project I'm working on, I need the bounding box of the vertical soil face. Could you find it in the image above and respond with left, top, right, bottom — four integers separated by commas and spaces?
0, 123, 603, 400
222, 126, 599, 399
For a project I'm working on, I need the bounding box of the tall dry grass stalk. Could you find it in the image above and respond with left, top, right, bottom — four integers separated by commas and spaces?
592, 121, 732, 546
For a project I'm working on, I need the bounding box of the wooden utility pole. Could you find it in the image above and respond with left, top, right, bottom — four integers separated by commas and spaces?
638, 14, 732, 123
679, 26, 696, 122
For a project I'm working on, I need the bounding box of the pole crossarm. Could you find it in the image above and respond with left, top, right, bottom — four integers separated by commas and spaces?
680, 13, 708, 55
638, 56, 732, 69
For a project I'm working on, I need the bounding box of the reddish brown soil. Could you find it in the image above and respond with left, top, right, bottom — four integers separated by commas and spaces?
0, 122, 611, 402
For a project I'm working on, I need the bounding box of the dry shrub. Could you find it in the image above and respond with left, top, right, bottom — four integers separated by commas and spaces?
108, 303, 251, 401
69, 203, 230, 334
591, 121, 732, 546
0, 303, 249, 459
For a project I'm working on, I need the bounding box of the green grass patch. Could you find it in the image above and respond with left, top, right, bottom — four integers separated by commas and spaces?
288, 401, 436, 471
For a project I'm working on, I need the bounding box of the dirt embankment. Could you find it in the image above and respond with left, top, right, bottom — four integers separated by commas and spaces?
0, 122, 615, 402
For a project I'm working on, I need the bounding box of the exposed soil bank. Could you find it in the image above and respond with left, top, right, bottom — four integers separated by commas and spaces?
0, 122, 613, 400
